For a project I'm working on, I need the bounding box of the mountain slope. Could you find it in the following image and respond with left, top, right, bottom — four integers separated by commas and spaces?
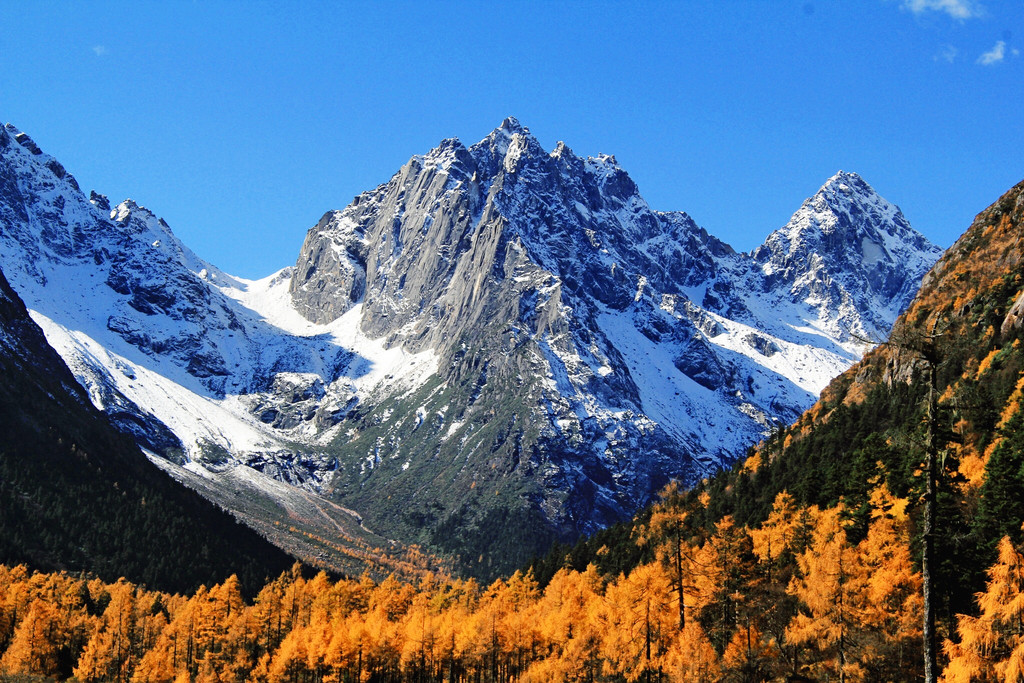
0, 118, 942, 577
689, 176, 1024, 620
0, 264, 293, 595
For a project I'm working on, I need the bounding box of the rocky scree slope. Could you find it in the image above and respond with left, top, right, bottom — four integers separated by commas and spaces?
0, 119, 941, 577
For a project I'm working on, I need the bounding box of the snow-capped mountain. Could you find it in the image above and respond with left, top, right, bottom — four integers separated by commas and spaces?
0, 118, 942, 576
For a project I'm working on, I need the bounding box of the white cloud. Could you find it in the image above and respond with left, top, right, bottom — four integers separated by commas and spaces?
977, 40, 1006, 65
902, 0, 983, 19
92, 45, 108, 56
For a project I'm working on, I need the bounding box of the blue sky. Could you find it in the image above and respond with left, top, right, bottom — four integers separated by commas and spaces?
1, 1, 1021, 278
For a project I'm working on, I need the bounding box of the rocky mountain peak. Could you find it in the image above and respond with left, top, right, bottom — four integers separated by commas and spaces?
0, 120, 946, 578
113, 198, 147, 222
416, 137, 474, 177
111, 199, 175, 235
107, 198, 203, 270
89, 191, 111, 212
583, 153, 639, 204
2, 122, 81, 193
787, 171, 933, 258
466, 117, 542, 178
497, 115, 526, 136
750, 170, 943, 341
819, 169, 873, 201
474, 117, 522, 155
3, 123, 42, 155
550, 140, 572, 160
781, 171, 900, 244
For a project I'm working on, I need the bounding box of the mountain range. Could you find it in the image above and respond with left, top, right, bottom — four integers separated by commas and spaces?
0, 118, 942, 576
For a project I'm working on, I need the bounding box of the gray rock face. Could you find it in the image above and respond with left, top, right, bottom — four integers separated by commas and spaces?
291, 119, 742, 356
289, 210, 368, 324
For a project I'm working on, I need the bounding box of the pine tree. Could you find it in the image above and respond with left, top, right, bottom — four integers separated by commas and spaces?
663, 620, 720, 683
601, 562, 675, 683
856, 483, 923, 679
636, 481, 699, 630
526, 565, 603, 682
721, 622, 778, 682
74, 578, 138, 683
692, 515, 755, 651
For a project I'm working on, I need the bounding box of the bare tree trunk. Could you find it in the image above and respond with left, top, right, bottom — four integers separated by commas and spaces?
923, 360, 938, 683
838, 541, 846, 683
675, 535, 685, 630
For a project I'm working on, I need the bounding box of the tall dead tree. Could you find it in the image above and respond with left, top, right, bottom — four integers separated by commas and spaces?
856, 324, 944, 683
919, 337, 941, 683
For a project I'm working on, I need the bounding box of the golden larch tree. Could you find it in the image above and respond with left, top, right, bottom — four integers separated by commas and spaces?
0, 596, 64, 678
944, 534, 1024, 682
601, 562, 676, 683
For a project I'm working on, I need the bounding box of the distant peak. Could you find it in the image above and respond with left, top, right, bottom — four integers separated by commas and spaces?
467, 117, 543, 176
590, 153, 619, 167
818, 170, 875, 197
113, 199, 158, 223
767, 170, 924, 251
482, 117, 533, 145
435, 136, 466, 153
829, 169, 858, 181
419, 136, 470, 167
498, 116, 525, 134
550, 140, 572, 158
89, 191, 111, 212
113, 199, 136, 222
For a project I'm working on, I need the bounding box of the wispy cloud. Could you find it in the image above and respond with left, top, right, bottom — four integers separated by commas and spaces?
936, 44, 959, 62
977, 40, 1006, 65
92, 45, 108, 57
902, 0, 983, 20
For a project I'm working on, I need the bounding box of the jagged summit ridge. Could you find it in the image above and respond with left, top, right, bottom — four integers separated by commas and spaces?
290, 120, 704, 335
0, 118, 942, 576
